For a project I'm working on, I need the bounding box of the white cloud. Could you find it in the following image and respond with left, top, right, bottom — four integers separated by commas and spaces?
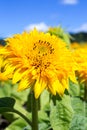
61, 0, 78, 4
25, 22, 49, 32
72, 23, 87, 32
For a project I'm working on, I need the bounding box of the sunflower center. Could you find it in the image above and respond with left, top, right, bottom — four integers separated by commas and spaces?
32, 40, 54, 70
33, 40, 54, 56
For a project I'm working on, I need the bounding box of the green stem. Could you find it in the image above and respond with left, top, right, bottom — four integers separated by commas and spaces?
31, 91, 38, 130
26, 92, 32, 112
13, 108, 32, 126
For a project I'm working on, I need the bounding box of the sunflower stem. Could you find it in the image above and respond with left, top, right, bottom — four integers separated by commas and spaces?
31, 91, 38, 130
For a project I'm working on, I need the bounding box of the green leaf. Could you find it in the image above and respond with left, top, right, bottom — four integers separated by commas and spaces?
71, 97, 85, 115
40, 90, 50, 111
79, 83, 85, 99
11, 83, 29, 105
1, 98, 29, 122
38, 110, 49, 122
63, 33, 70, 45
0, 81, 29, 105
0, 81, 12, 97
38, 110, 51, 130
69, 81, 80, 96
5, 117, 50, 130
5, 118, 29, 130
0, 97, 15, 113
23, 122, 51, 130
48, 26, 71, 47
50, 95, 74, 130
0, 97, 32, 127
39, 122, 51, 130
70, 97, 87, 130
85, 103, 87, 117
70, 115, 87, 130
3, 112, 17, 122
0, 97, 15, 107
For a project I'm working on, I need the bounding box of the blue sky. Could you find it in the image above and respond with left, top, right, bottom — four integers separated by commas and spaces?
0, 0, 87, 37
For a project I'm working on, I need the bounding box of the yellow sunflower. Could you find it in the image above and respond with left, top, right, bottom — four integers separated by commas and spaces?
0, 29, 77, 98
70, 42, 81, 50
73, 47, 87, 83
0, 45, 7, 80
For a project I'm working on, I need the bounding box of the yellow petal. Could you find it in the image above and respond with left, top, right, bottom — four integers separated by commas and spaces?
61, 79, 68, 89
51, 79, 65, 96
0, 48, 8, 54
4, 65, 15, 76
69, 73, 77, 84
34, 78, 46, 99
12, 69, 29, 84
0, 73, 8, 81
12, 69, 22, 84
18, 77, 30, 91
48, 84, 56, 95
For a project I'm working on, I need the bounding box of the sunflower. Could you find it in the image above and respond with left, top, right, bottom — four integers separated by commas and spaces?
0, 29, 77, 98
73, 47, 87, 83
0, 45, 8, 81
70, 42, 81, 50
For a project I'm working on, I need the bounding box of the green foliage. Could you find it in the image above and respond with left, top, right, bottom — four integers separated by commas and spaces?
5, 118, 28, 130
0, 81, 29, 105
0, 79, 87, 130
79, 83, 85, 99
70, 97, 87, 130
0, 81, 29, 122
48, 26, 71, 47
0, 97, 15, 113
70, 32, 87, 43
0, 96, 32, 128
69, 80, 80, 96
38, 110, 51, 130
40, 90, 50, 110
50, 95, 74, 130
5, 116, 50, 130
71, 97, 85, 115
70, 115, 87, 130
0, 81, 13, 97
